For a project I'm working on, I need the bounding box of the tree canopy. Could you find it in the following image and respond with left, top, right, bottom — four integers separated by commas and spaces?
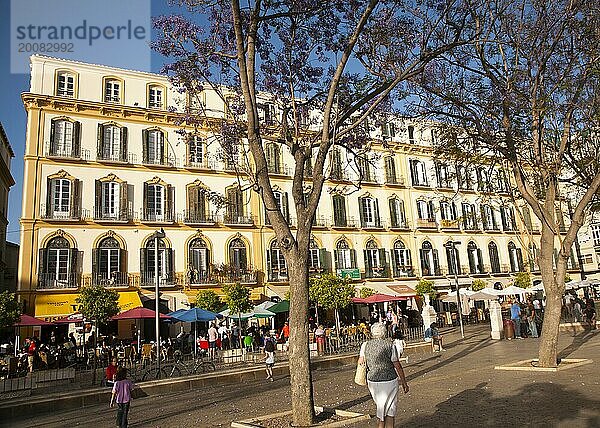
0, 291, 21, 329
222, 282, 253, 315
309, 274, 354, 311
76, 285, 120, 326
195, 290, 223, 313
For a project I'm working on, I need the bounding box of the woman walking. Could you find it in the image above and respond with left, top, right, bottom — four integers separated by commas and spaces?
358, 323, 409, 428
110, 367, 136, 428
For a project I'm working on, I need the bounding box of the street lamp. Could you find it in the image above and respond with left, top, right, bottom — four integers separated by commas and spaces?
152, 228, 166, 378
444, 240, 464, 339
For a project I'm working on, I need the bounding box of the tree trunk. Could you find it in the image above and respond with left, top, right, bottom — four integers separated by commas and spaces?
288, 257, 315, 426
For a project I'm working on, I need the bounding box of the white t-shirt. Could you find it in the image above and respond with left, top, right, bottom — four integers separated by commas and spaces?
393, 339, 405, 357
265, 351, 275, 364
208, 327, 218, 342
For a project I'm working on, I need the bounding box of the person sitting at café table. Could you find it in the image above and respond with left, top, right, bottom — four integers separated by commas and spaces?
105, 358, 118, 386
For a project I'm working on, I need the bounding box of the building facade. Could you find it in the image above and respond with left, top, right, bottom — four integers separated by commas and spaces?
0, 123, 16, 292
18, 56, 580, 323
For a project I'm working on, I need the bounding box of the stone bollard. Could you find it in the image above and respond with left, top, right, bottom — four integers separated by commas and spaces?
489, 300, 503, 340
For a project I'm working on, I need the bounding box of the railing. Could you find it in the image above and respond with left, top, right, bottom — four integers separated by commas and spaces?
390, 220, 410, 229
182, 211, 220, 224
267, 164, 292, 175
185, 158, 217, 169
331, 216, 359, 228
140, 272, 179, 287
268, 270, 288, 282
312, 215, 329, 228
92, 272, 129, 287
361, 219, 385, 229
37, 273, 80, 289
223, 214, 255, 225
483, 224, 501, 231
40, 204, 84, 221
45, 142, 89, 159
320, 325, 425, 356
94, 207, 132, 222
329, 170, 351, 181
140, 210, 175, 223
142, 155, 180, 167
96, 150, 128, 163
440, 219, 459, 229
393, 266, 415, 277
416, 219, 438, 228
365, 266, 390, 279
385, 176, 405, 186
211, 270, 258, 284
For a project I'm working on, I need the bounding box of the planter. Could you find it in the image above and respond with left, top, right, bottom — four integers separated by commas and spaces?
231, 406, 370, 428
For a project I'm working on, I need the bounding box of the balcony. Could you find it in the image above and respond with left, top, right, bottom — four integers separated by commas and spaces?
416, 219, 438, 229
390, 220, 410, 230
312, 215, 329, 228
331, 216, 359, 229
385, 176, 406, 187
392, 266, 415, 277
267, 164, 292, 176
361, 219, 385, 230
185, 157, 217, 170
268, 269, 289, 282
329, 170, 351, 182
463, 221, 480, 231
526, 225, 541, 234
94, 207, 132, 222
96, 150, 129, 163
92, 272, 129, 287
361, 174, 379, 185
483, 224, 501, 232
40, 205, 85, 221
140, 210, 175, 223
142, 154, 179, 167
412, 180, 429, 188
37, 273, 80, 289
223, 214, 255, 226
440, 219, 459, 230
140, 272, 178, 288
183, 211, 219, 225
45, 142, 89, 160
365, 266, 390, 279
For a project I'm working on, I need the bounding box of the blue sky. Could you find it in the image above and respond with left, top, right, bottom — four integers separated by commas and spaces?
0, 1, 187, 244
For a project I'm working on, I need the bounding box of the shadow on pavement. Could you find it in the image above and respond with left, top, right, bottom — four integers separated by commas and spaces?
400, 381, 600, 427
558, 328, 598, 359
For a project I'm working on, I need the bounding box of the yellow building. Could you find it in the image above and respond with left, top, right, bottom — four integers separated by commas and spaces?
18, 55, 579, 325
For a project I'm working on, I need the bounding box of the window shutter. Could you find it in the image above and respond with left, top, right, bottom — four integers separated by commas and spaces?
70, 248, 79, 275
440, 202, 446, 220
358, 198, 365, 226
142, 129, 148, 163
120, 249, 128, 275
391, 249, 398, 276
159, 131, 165, 164
428, 201, 435, 220
419, 249, 426, 275
283, 192, 289, 222
333, 249, 339, 270
143, 182, 149, 219
38, 248, 46, 283
406, 249, 412, 266
140, 248, 147, 274
480, 206, 487, 228
50, 120, 56, 151
446, 247, 454, 273
92, 248, 98, 278
318, 248, 326, 272
432, 249, 440, 275
389, 199, 398, 227
477, 249, 484, 272
46, 178, 52, 217
119, 181, 128, 220
72, 121, 81, 158
409, 160, 417, 185
95, 180, 102, 218
451, 203, 457, 220
166, 248, 174, 279
516, 248, 523, 271
167, 185, 175, 221
239, 247, 248, 271
97, 124, 104, 158
374, 198, 380, 226
416, 200, 423, 219
120, 127, 128, 162
500, 207, 507, 229
266, 250, 272, 278
350, 249, 357, 269
72, 179, 82, 219
363, 250, 370, 274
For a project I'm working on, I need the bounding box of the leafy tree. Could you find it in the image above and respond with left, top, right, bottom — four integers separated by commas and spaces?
0, 291, 21, 329
222, 283, 253, 353
153, 1, 474, 423
309, 274, 354, 334
359, 287, 375, 299
416, 0, 600, 367
513, 272, 532, 289
415, 279, 436, 302
76, 285, 120, 327
471, 279, 487, 292
195, 290, 223, 313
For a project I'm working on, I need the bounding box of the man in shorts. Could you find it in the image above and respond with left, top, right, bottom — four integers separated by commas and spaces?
207, 323, 218, 359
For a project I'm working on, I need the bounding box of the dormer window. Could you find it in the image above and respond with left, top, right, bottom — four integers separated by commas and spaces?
148, 85, 165, 109
56, 71, 75, 97
104, 78, 122, 103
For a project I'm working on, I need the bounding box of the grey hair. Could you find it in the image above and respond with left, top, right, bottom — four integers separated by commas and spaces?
371, 323, 387, 339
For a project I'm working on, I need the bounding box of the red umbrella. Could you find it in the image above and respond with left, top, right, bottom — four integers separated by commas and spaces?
111, 307, 171, 320
355, 294, 409, 304
14, 314, 54, 326
54, 312, 84, 324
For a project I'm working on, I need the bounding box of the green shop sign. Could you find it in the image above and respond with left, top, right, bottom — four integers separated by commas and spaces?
338, 269, 361, 279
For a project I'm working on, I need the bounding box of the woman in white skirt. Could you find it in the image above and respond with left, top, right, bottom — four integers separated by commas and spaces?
358, 323, 409, 428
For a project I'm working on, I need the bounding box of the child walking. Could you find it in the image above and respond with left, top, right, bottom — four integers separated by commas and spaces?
264, 338, 276, 381
110, 367, 136, 428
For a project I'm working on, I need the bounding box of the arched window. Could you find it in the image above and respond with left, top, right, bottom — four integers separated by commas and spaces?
188, 238, 210, 283
334, 239, 356, 270
185, 182, 211, 223
488, 242, 500, 273
267, 240, 288, 282
95, 174, 128, 221
45, 171, 82, 220
389, 197, 406, 228
419, 241, 439, 276
329, 149, 344, 180
98, 123, 127, 162
332, 194, 347, 227
364, 240, 387, 278
359, 196, 380, 228
93, 236, 126, 286
308, 239, 325, 272
508, 242, 523, 272
104, 78, 122, 103
49, 118, 81, 158
445, 241, 461, 275
392, 240, 412, 277
39, 236, 79, 289
56, 71, 76, 97
142, 129, 165, 165
528, 243, 539, 271
148, 84, 165, 109
229, 238, 248, 276
141, 237, 174, 286
266, 143, 282, 174
467, 241, 484, 274
143, 179, 174, 222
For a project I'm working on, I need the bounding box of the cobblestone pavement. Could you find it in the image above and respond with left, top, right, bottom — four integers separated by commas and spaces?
6, 324, 600, 428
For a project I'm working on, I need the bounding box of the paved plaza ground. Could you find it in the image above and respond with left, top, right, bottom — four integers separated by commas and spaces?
5, 324, 600, 428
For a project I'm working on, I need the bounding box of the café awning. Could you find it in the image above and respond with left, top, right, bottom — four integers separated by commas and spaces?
35, 292, 143, 321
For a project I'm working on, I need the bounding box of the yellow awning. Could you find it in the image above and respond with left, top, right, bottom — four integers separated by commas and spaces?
35, 292, 142, 321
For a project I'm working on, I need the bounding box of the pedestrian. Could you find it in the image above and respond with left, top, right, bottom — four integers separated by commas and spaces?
264, 338, 275, 381
105, 357, 118, 387
564, 293, 574, 320
424, 323, 445, 351
207, 323, 218, 359
218, 323, 230, 350
573, 298, 583, 323
231, 324, 240, 348
584, 301, 596, 330
510, 300, 523, 339
392, 329, 405, 358
110, 367, 136, 428
358, 323, 409, 428
315, 324, 326, 356
26, 337, 37, 372
526, 302, 538, 338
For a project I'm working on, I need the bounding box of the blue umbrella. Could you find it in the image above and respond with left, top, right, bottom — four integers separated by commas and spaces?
166, 309, 188, 323
171, 308, 222, 322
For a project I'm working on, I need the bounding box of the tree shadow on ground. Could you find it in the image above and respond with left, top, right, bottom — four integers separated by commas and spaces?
401, 381, 600, 428
558, 328, 598, 359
